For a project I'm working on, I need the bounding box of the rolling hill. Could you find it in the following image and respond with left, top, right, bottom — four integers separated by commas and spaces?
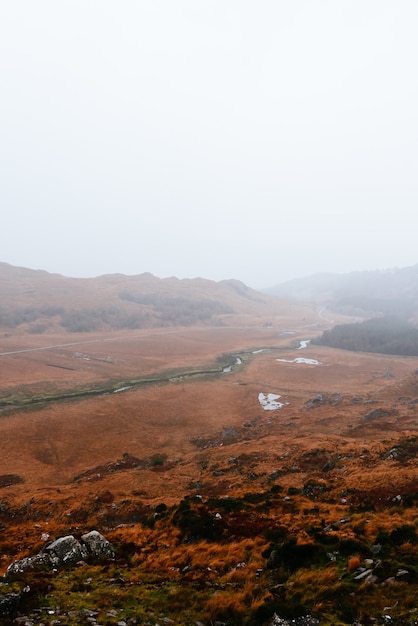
0, 262, 303, 333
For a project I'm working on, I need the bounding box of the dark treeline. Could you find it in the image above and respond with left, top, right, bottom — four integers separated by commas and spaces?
313, 316, 418, 356
119, 292, 234, 326
0, 305, 64, 328
0, 296, 234, 333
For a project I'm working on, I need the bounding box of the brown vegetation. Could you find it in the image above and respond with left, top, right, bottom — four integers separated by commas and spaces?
0, 265, 417, 624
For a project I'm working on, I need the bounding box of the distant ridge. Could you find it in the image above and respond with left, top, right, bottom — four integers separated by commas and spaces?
0, 262, 295, 333
264, 264, 418, 319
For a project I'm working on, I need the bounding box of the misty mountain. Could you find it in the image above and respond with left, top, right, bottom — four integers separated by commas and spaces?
264, 265, 418, 320
0, 263, 291, 333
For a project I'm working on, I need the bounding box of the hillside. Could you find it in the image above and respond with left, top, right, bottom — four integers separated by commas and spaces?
0, 264, 418, 624
264, 265, 418, 320
0, 263, 301, 333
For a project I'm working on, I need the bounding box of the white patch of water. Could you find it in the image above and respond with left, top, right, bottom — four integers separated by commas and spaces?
258, 392, 284, 411
276, 357, 322, 365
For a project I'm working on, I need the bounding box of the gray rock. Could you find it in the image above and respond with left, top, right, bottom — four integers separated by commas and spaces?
270, 614, 320, 625
5, 552, 51, 576
81, 530, 115, 559
370, 543, 382, 556
364, 408, 390, 421
5, 530, 114, 577
45, 535, 88, 567
0, 591, 21, 617
0, 586, 29, 617
354, 568, 373, 580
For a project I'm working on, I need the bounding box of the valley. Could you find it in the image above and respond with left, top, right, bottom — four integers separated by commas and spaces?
0, 267, 417, 625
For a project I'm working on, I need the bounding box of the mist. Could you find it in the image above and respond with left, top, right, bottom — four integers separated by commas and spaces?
1, 1, 417, 289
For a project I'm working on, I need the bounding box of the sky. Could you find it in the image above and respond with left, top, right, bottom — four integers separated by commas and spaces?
1, 1, 417, 289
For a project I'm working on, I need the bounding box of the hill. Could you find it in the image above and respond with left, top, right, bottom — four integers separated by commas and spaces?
0, 262, 298, 333
264, 265, 418, 320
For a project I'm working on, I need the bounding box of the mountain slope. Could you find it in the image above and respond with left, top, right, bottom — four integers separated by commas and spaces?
0, 263, 298, 333
264, 264, 418, 319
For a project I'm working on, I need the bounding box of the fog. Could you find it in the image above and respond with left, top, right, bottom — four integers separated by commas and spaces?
1, 1, 417, 289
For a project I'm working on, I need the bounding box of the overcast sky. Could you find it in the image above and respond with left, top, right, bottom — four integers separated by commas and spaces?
1, 1, 417, 289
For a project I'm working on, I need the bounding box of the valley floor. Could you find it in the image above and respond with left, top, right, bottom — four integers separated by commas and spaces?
0, 323, 417, 624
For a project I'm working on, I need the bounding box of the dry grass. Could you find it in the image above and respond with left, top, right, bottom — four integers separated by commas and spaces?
1, 296, 418, 623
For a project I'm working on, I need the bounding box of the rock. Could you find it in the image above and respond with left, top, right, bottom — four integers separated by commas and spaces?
370, 543, 382, 556
0, 591, 21, 617
81, 530, 115, 559
5, 530, 114, 577
306, 394, 326, 406
270, 614, 319, 625
364, 408, 390, 421
0, 586, 29, 618
79, 608, 99, 618
5, 552, 51, 576
354, 568, 373, 580
45, 535, 88, 567
267, 550, 280, 569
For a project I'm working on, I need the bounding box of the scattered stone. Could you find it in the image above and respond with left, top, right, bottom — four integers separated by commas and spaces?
270, 614, 320, 625
364, 408, 390, 421
79, 608, 99, 618
306, 394, 325, 406
5, 553, 51, 576
0, 591, 21, 617
354, 568, 373, 580
5, 531, 115, 577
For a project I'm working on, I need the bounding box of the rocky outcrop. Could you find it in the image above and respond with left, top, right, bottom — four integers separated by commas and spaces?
0, 586, 29, 619
5, 530, 114, 577
0, 591, 22, 618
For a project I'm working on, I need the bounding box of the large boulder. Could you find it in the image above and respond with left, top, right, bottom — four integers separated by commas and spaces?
5, 530, 114, 577
44, 535, 88, 567
81, 530, 115, 559
5, 552, 51, 576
